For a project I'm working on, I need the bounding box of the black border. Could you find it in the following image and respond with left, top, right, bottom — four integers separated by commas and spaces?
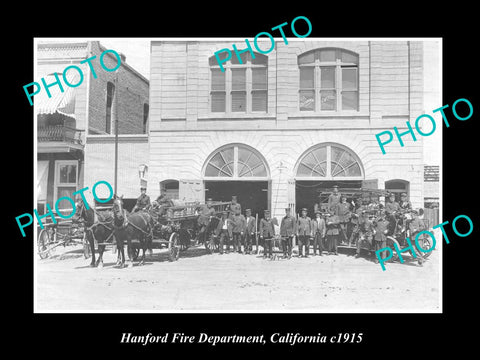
8, 6, 478, 355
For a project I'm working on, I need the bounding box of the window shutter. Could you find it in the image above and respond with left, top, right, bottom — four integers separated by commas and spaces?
231, 92, 246, 112
252, 68, 267, 89
252, 91, 267, 112
211, 69, 225, 91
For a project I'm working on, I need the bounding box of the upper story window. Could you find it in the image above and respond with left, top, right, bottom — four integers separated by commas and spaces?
298, 48, 359, 112
105, 81, 115, 133
209, 52, 268, 113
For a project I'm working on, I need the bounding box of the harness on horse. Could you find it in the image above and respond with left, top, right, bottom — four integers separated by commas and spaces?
77, 202, 115, 245
114, 208, 153, 241
113, 208, 130, 230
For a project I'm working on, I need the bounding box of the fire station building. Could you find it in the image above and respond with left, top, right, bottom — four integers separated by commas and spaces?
146, 39, 430, 220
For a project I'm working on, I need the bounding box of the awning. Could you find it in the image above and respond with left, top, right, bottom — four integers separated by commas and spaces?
35, 72, 78, 119
37, 160, 49, 202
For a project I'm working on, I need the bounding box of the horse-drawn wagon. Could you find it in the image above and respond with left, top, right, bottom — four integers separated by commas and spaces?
110, 197, 233, 265
146, 199, 233, 260
316, 187, 433, 264
37, 218, 90, 259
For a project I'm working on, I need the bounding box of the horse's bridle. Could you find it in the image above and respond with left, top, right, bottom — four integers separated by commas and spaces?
113, 200, 128, 229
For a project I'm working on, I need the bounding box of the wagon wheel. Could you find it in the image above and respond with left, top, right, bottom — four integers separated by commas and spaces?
386, 236, 401, 262
205, 233, 217, 254
168, 232, 180, 262
204, 233, 212, 254
415, 233, 433, 259
37, 229, 51, 259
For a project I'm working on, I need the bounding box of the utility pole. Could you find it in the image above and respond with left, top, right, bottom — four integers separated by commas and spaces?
113, 70, 119, 196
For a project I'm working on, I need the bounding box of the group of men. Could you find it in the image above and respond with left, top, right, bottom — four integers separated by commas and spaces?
131, 186, 171, 213
200, 193, 346, 259
132, 186, 424, 264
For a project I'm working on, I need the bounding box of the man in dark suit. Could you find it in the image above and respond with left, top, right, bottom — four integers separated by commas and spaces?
197, 198, 215, 243
326, 212, 340, 255
280, 207, 296, 259
373, 211, 390, 264
259, 210, 277, 259
385, 193, 400, 215
408, 209, 426, 267
399, 193, 412, 211
132, 187, 151, 212
228, 195, 242, 218
312, 210, 326, 256
335, 195, 351, 245
215, 210, 233, 254
231, 207, 246, 253
355, 211, 375, 259
328, 185, 342, 213
296, 208, 312, 258
244, 208, 256, 255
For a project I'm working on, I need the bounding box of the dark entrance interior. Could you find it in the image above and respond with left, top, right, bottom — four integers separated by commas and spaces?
295, 180, 362, 217
205, 181, 268, 219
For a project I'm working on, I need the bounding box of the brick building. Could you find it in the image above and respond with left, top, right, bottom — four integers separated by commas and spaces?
146, 39, 434, 221
36, 41, 149, 213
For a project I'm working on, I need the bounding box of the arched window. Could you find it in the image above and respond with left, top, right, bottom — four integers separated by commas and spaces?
296, 143, 363, 179
204, 144, 269, 179
209, 52, 268, 113
298, 48, 359, 112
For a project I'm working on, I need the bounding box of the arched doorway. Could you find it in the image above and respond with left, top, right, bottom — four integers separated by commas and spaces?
203, 143, 270, 218
294, 143, 365, 216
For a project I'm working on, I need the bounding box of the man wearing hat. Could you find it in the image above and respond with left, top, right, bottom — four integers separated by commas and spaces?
296, 208, 313, 257
399, 193, 412, 211
132, 186, 151, 213
372, 211, 390, 265
385, 193, 400, 215
228, 195, 242, 218
403, 208, 425, 266
328, 185, 342, 213
325, 211, 340, 255
244, 208, 256, 254
197, 198, 216, 244
349, 198, 368, 246
155, 188, 170, 206
335, 195, 352, 245
280, 207, 296, 259
312, 210, 326, 256
215, 210, 233, 254
355, 210, 375, 259
259, 210, 277, 259
231, 207, 246, 253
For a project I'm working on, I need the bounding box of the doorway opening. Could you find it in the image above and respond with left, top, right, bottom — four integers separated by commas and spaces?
204, 181, 269, 218
295, 180, 363, 217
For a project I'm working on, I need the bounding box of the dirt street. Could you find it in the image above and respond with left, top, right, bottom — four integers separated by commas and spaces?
35, 244, 441, 312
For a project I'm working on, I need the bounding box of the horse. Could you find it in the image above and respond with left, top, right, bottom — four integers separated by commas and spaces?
112, 196, 154, 268
73, 199, 116, 268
